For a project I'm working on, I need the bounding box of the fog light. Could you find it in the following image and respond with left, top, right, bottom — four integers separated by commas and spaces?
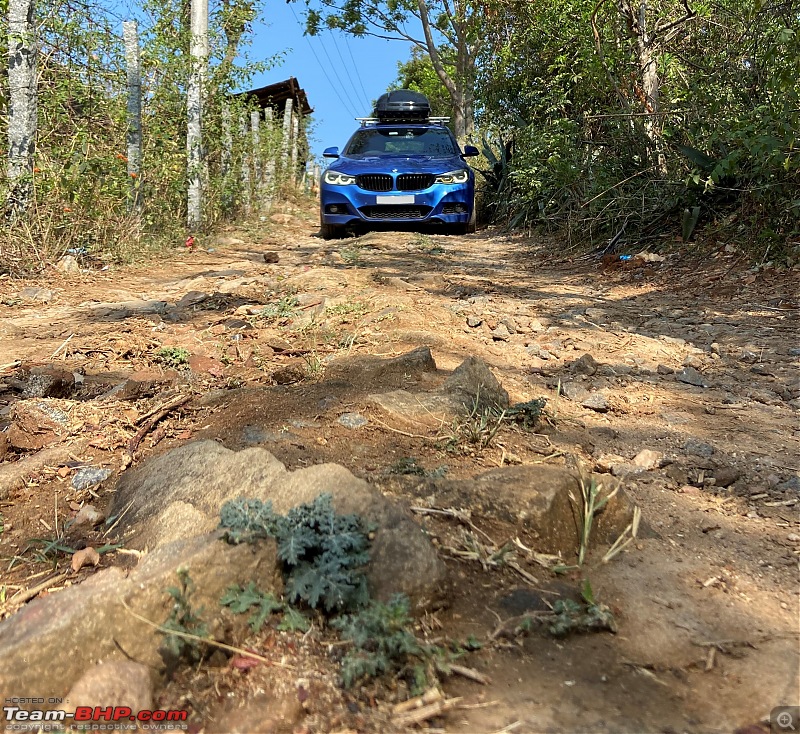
326, 204, 344, 214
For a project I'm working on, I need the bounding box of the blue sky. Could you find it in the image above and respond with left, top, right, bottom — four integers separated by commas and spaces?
248, 3, 414, 160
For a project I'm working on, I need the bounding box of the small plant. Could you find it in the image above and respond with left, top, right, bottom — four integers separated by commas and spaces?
154, 346, 190, 368
161, 569, 208, 665
302, 351, 325, 380
603, 506, 641, 563
256, 295, 299, 322
570, 476, 619, 566
327, 299, 369, 318
219, 494, 372, 612
502, 398, 548, 430
333, 594, 423, 688
221, 582, 310, 633
443, 393, 506, 453
387, 457, 448, 478
340, 247, 362, 265
548, 580, 616, 637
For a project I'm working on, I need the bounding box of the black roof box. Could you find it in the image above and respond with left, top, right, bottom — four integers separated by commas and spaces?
374, 90, 431, 121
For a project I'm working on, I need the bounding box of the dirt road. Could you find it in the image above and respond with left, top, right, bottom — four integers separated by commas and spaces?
1, 201, 798, 733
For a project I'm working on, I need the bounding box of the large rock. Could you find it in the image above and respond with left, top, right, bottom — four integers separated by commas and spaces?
110, 441, 446, 606
326, 346, 437, 388
442, 356, 509, 411
368, 356, 509, 427
64, 661, 153, 718
0, 532, 281, 697
390, 464, 641, 558
0, 441, 88, 500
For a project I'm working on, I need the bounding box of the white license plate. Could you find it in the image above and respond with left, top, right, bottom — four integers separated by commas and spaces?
376, 195, 414, 204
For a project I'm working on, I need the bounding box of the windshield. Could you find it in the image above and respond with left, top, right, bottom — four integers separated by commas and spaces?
344, 127, 458, 157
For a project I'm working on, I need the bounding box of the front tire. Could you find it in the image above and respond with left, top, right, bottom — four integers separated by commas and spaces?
320, 222, 343, 240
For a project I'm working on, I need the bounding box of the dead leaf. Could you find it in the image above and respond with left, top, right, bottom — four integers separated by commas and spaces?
230, 653, 262, 671
71, 547, 101, 573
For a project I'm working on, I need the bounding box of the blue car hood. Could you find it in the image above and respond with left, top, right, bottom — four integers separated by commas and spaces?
329, 155, 467, 175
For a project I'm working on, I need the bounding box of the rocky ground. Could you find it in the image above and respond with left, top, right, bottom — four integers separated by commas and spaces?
0, 200, 798, 734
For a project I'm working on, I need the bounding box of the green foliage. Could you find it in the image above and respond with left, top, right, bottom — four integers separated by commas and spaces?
390, 47, 454, 125
502, 398, 548, 430
219, 494, 372, 612
333, 594, 423, 688
387, 457, 448, 478
474, 0, 799, 259
161, 569, 208, 663
443, 393, 506, 453
221, 582, 283, 632
257, 295, 300, 322
0, 0, 288, 274
548, 581, 616, 637
154, 346, 190, 368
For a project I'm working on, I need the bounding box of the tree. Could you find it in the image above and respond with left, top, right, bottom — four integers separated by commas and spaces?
390, 47, 452, 120
6, 0, 37, 212
301, 0, 481, 139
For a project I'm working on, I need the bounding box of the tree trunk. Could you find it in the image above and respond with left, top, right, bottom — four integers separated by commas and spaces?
7, 0, 37, 212
123, 21, 142, 213
186, 0, 208, 231
416, 0, 472, 139
622, 0, 667, 172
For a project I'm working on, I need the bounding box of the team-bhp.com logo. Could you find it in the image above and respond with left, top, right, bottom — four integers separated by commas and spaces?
4, 701, 188, 731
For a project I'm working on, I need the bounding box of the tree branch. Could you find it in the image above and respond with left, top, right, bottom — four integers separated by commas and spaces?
652, 0, 696, 43
417, 0, 458, 98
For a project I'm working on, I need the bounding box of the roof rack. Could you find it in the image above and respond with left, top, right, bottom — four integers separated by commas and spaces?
355, 116, 451, 127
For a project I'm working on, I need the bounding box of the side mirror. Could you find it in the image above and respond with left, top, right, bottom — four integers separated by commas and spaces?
462, 145, 480, 157
323, 147, 340, 159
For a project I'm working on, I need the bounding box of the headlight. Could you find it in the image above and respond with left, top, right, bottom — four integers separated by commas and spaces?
323, 170, 356, 186
434, 169, 469, 184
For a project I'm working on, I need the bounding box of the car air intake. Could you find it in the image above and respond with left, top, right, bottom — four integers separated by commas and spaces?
356, 174, 393, 192
397, 174, 435, 191
359, 205, 432, 220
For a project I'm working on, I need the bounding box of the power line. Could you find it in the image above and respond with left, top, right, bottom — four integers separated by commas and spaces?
344, 36, 372, 111
328, 29, 371, 114
288, 3, 359, 120
315, 32, 361, 118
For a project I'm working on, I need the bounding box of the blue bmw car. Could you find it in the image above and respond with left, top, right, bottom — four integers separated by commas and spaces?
319, 91, 479, 239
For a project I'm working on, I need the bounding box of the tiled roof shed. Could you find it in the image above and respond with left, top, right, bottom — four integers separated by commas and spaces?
237, 77, 313, 116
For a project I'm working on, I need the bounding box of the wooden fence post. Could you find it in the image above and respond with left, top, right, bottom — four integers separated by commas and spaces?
239, 111, 251, 214
122, 20, 142, 213
250, 109, 262, 212
290, 112, 299, 185
263, 107, 276, 210
280, 98, 293, 185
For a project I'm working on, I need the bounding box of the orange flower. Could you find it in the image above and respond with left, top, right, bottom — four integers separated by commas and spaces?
33, 167, 41, 173
116, 154, 128, 161
130, 172, 138, 178
63, 207, 72, 212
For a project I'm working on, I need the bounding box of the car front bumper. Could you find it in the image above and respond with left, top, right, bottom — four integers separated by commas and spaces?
320, 181, 474, 226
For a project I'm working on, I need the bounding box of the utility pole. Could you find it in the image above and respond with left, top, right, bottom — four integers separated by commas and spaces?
186, 0, 208, 231
7, 0, 37, 212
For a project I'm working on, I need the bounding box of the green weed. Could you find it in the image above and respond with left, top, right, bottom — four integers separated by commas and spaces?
161, 569, 208, 666
221, 582, 310, 633
219, 494, 372, 612
154, 346, 190, 368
